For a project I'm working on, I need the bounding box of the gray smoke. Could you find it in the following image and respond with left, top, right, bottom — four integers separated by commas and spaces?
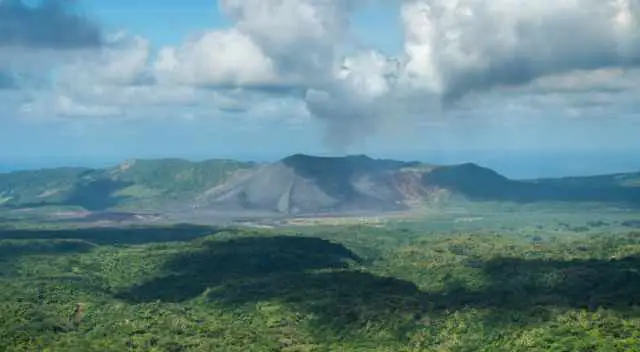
309, 0, 640, 149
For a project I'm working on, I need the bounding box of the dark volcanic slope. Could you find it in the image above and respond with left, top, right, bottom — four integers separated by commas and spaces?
1, 154, 639, 215
195, 154, 432, 215
197, 155, 640, 214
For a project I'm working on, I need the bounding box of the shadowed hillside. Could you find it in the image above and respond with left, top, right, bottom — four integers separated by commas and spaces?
424, 163, 640, 205
1, 154, 639, 215
0, 224, 216, 248
1, 225, 640, 351
117, 235, 364, 303
0, 158, 253, 211
112, 230, 640, 342
199, 155, 640, 214
194, 154, 429, 214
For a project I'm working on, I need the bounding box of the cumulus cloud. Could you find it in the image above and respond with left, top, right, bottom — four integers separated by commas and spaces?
401, 0, 640, 100
153, 29, 278, 87
152, 0, 360, 90
19, 31, 307, 120
6, 0, 640, 152
152, 0, 395, 149
308, 0, 640, 148
0, 0, 105, 92
220, 0, 356, 82
56, 34, 152, 88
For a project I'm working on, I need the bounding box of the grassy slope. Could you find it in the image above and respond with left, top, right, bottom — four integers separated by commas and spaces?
108, 158, 255, 211
1, 156, 639, 213
1, 220, 639, 351
533, 172, 640, 188
423, 164, 640, 206
0, 159, 254, 211
109, 159, 254, 193
0, 167, 91, 205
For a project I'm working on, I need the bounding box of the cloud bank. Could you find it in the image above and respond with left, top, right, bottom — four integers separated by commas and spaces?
4, 0, 640, 151
0, 0, 104, 90
402, 0, 640, 101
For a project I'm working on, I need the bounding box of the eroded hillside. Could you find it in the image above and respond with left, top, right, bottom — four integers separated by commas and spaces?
1, 154, 639, 216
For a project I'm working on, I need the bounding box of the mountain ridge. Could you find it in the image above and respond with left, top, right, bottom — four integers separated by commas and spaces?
1, 154, 639, 215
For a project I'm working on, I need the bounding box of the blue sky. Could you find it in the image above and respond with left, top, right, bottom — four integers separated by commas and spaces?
1, 0, 639, 176
84, 0, 235, 46
84, 0, 403, 52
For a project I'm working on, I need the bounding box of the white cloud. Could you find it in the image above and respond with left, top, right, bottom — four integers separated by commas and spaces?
400, 0, 640, 99
18, 93, 121, 119
153, 29, 278, 87
220, 0, 354, 81
53, 95, 122, 118
51, 34, 151, 90
4, 0, 640, 152
149, 0, 360, 90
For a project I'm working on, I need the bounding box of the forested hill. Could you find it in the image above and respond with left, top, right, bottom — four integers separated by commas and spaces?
0, 154, 638, 214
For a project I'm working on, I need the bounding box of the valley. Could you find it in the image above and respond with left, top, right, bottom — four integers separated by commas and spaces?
0, 154, 639, 227
1, 154, 639, 351
1, 208, 639, 351
4, 0, 640, 349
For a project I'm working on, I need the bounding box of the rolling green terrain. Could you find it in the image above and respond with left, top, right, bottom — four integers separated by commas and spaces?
0, 155, 639, 217
1, 155, 639, 350
1, 213, 639, 351
0, 158, 253, 211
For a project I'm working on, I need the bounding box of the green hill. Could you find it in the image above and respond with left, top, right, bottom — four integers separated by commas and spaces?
0, 167, 94, 206
107, 158, 253, 192
0, 154, 638, 214
423, 163, 640, 205
0, 159, 254, 211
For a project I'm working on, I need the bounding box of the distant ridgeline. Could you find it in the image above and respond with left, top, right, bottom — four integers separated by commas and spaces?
0, 154, 639, 214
